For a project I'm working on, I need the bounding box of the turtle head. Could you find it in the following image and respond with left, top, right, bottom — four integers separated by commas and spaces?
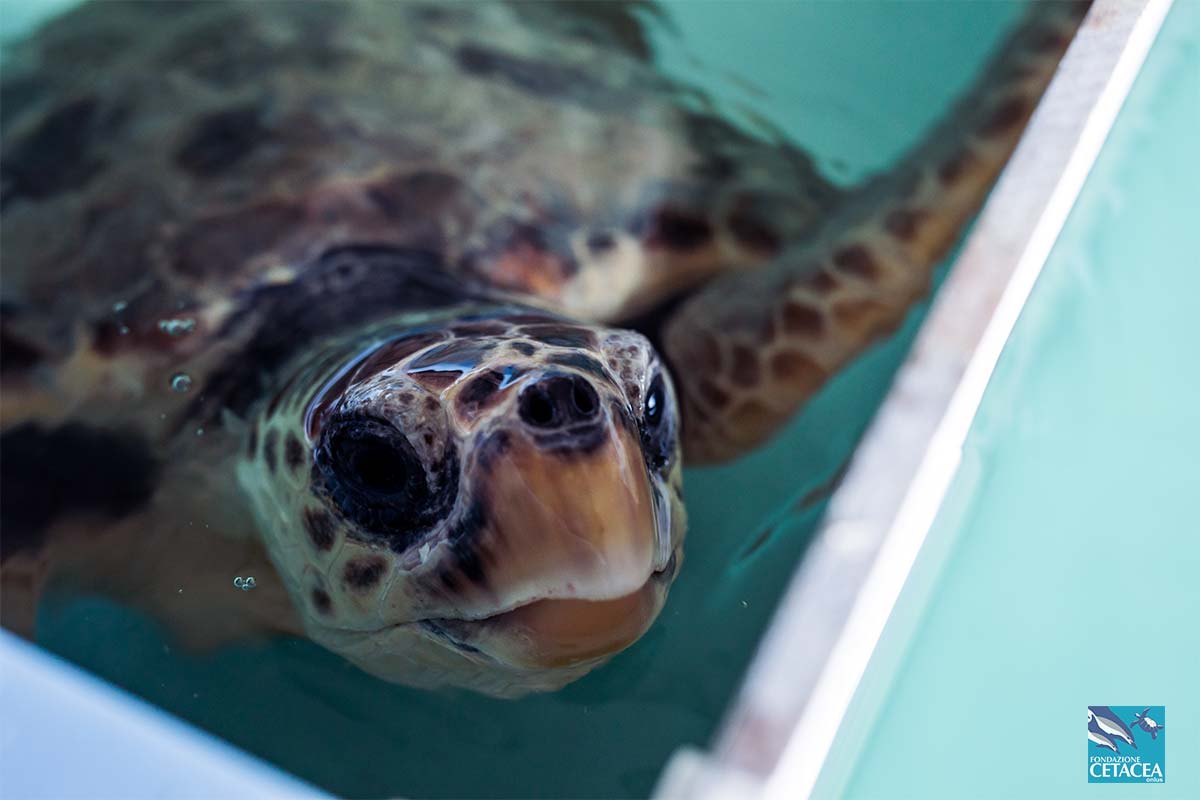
240, 312, 684, 697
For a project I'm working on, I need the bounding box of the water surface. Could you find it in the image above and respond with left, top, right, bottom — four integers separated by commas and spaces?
5, 2, 1023, 796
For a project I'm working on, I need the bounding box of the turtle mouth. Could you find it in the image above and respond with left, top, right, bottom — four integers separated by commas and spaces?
414, 549, 679, 668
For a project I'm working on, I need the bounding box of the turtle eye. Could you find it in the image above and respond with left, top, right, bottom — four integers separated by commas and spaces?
343, 435, 413, 495
644, 375, 665, 428
323, 417, 419, 499
315, 413, 459, 548
640, 373, 675, 471
317, 416, 430, 540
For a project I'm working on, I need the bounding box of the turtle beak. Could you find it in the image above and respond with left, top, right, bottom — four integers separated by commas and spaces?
451, 579, 663, 669
427, 378, 666, 667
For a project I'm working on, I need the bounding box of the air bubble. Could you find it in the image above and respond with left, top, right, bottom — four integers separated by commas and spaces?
170, 373, 193, 393
158, 317, 196, 337
233, 576, 257, 591
112, 300, 128, 313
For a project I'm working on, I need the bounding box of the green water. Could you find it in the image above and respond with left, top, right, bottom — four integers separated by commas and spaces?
5, 2, 1028, 797
816, 4, 1200, 798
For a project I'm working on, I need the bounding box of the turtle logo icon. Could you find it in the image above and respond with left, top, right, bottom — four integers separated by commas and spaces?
1131, 708, 1165, 740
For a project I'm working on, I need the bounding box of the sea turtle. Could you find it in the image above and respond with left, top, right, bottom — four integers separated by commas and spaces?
1131, 709, 1164, 739
0, 1, 1084, 697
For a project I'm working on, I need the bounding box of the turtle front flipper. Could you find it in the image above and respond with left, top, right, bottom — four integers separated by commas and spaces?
0, 424, 305, 650
662, 2, 1088, 462
0, 511, 303, 651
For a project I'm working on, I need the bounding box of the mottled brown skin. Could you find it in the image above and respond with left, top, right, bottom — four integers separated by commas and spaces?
0, 1, 1086, 695
664, 3, 1089, 459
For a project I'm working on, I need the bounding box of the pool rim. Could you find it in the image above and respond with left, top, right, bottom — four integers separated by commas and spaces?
655, 1, 1175, 797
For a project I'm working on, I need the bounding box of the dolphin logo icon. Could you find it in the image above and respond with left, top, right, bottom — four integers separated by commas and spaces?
1131, 708, 1165, 740
1088, 722, 1120, 753
1088, 706, 1137, 750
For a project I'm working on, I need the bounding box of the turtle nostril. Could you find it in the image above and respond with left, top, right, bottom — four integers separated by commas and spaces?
571, 380, 598, 417
519, 374, 600, 429
520, 388, 558, 428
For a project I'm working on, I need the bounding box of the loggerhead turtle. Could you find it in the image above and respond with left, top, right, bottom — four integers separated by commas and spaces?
0, 1, 1084, 697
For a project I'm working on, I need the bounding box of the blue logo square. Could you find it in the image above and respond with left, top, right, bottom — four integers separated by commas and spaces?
1088, 706, 1165, 783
